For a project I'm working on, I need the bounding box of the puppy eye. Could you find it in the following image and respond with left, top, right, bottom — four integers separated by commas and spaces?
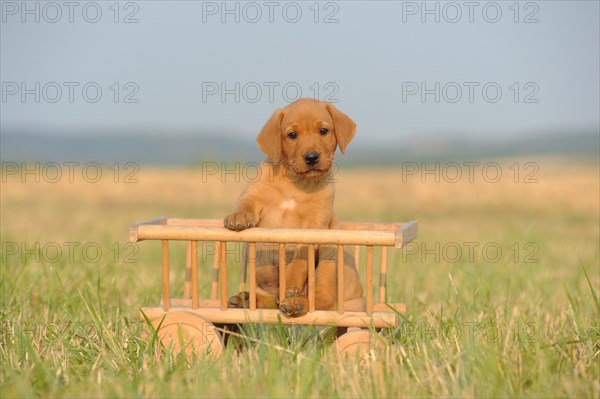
288, 132, 297, 139
320, 128, 329, 135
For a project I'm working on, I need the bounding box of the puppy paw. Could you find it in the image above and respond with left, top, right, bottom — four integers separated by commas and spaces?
224, 212, 256, 231
279, 293, 308, 317
228, 291, 250, 308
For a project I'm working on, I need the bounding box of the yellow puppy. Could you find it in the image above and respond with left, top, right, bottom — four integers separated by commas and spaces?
225, 98, 362, 317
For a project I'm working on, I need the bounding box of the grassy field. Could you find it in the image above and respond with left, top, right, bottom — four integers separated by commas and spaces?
1, 155, 599, 398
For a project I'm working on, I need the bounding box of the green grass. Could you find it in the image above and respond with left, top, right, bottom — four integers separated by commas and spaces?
1, 157, 599, 398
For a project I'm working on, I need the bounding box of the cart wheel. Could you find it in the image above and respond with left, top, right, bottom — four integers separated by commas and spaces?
335, 328, 380, 357
151, 313, 224, 359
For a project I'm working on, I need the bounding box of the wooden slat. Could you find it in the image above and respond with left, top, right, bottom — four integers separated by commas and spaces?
142, 307, 399, 329
219, 241, 227, 310
279, 243, 286, 302
248, 242, 257, 311
366, 245, 373, 315
139, 218, 400, 230
379, 246, 387, 303
161, 240, 170, 311
133, 225, 400, 246
353, 245, 360, 271
308, 245, 316, 313
211, 242, 220, 300
190, 241, 199, 309
162, 298, 406, 314
184, 241, 191, 299
131, 219, 418, 246
337, 245, 344, 314
239, 244, 247, 292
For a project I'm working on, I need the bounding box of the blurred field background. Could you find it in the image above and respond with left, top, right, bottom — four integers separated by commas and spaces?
1, 154, 598, 398
3, 2, 599, 397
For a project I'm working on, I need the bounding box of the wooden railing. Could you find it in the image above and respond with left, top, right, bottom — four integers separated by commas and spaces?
131, 218, 417, 326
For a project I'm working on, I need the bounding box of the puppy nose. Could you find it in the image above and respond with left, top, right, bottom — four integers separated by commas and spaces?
304, 151, 320, 165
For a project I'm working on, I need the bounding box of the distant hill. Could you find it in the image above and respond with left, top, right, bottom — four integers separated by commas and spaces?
1, 129, 598, 166
352, 130, 600, 164
0, 130, 263, 165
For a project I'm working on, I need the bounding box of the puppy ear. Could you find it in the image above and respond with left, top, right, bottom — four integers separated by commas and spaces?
256, 109, 284, 163
325, 103, 356, 155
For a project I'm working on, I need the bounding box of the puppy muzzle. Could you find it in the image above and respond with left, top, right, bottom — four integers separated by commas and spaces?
303, 151, 320, 166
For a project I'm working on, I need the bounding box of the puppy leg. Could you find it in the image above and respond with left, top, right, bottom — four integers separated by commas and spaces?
279, 257, 309, 317
224, 199, 259, 231
315, 246, 363, 311
340, 247, 363, 303
314, 259, 337, 310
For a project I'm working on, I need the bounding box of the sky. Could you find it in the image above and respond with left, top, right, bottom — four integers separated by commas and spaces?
1, 1, 599, 145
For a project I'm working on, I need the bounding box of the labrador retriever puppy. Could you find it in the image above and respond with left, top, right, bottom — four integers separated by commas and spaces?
224, 98, 362, 317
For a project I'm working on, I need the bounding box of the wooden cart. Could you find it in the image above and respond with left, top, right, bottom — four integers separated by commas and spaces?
130, 217, 417, 357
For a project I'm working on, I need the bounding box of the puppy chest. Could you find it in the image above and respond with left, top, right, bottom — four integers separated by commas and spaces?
279, 198, 297, 211
260, 196, 332, 228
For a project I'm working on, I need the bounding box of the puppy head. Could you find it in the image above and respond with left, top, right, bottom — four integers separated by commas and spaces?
256, 99, 356, 180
